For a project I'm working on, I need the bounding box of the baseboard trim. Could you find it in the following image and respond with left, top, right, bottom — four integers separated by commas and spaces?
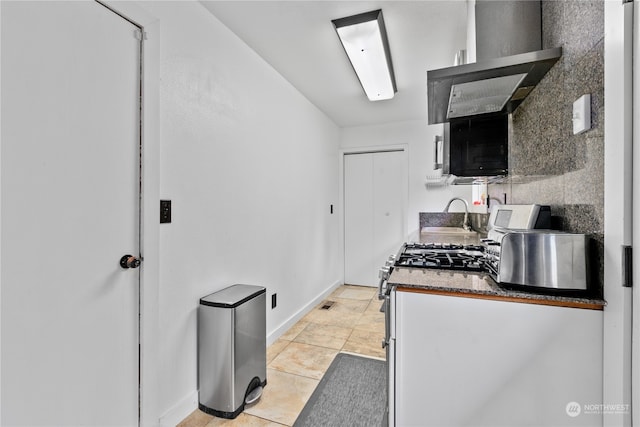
267, 279, 342, 346
159, 390, 198, 427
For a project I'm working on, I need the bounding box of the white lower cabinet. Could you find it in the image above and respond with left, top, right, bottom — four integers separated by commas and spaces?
394, 290, 603, 427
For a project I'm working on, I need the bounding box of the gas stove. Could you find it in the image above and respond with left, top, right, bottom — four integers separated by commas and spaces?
377, 242, 486, 303
394, 242, 486, 272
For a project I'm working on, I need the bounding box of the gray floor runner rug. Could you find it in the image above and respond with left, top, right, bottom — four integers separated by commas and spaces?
293, 352, 386, 427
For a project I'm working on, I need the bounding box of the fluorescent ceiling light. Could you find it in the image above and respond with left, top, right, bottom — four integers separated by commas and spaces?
332, 10, 397, 101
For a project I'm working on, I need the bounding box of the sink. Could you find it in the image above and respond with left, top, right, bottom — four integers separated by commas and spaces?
420, 226, 478, 236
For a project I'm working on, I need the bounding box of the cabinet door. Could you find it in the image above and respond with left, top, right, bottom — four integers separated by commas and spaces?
344, 151, 406, 286
395, 291, 603, 427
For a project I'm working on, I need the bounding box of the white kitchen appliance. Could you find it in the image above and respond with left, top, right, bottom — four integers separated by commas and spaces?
486, 203, 551, 237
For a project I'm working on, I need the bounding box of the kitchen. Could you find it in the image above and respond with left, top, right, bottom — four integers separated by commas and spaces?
0, 1, 636, 427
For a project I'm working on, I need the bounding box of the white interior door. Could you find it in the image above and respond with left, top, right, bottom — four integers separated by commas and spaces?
372, 151, 406, 276
1, 1, 141, 425
604, 2, 634, 424
344, 150, 407, 286
633, 1, 640, 422
344, 153, 375, 286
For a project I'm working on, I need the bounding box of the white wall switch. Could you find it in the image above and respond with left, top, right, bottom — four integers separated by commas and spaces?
572, 94, 591, 135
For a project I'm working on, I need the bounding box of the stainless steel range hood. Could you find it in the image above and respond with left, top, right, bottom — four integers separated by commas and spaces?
427, 0, 562, 125
427, 47, 561, 125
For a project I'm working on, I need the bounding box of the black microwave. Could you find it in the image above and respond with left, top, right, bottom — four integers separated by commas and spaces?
441, 115, 508, 177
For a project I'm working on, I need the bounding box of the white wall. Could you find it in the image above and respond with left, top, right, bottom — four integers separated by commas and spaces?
138, 2, 342, 423
340, 120, 472, 237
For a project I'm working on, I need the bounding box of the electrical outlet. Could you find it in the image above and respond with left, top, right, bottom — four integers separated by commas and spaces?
271, 293, 277, 309
572, 94, 591, 135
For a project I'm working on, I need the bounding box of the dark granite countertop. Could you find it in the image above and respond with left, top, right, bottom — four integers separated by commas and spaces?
389, 268, 605, 310
418, 231, 485, 245
391, 231, 606, 310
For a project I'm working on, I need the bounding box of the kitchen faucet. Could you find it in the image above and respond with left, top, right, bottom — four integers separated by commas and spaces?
443, 197, 471, 231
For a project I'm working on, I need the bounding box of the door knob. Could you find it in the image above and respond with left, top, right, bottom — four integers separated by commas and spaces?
120, 254, 141, 269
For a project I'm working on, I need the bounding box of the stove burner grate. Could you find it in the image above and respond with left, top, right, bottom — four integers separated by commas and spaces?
395, 243, 486, 272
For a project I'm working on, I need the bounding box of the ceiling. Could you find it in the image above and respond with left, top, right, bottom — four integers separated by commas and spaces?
200, 1, 468, 128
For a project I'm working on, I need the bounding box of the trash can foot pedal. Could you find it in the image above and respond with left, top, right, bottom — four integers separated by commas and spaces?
245, 386, 263, 405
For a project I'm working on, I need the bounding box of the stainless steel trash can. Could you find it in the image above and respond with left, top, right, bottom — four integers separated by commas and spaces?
198, 284, 267, 419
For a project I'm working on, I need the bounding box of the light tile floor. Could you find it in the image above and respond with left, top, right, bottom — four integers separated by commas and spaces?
178, 285, 385, 427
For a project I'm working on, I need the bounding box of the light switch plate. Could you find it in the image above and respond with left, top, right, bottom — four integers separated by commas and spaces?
572, 94, 591, 135
160, 200, 171, 223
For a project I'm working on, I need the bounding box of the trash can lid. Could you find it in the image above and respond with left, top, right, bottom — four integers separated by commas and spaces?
200, 284, 266, 308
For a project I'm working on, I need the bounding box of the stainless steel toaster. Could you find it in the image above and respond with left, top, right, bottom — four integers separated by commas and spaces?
484, 231, 588, 290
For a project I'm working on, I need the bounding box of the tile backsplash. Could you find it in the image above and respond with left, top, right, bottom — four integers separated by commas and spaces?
489, 0, 604, 294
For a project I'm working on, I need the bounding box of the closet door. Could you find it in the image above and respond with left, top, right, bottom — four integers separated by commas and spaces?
373, 151, 406, 276
344, 153, 375, 286
344, 151, 406, 286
